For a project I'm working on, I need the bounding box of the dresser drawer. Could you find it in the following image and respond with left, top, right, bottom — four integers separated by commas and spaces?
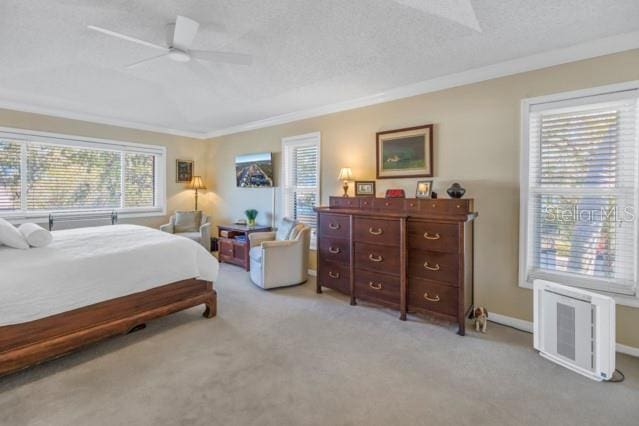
353, 217, 400, 246
408, 278, 458, 317
319, 214, 350, 237
354, 269, 400, 306
354, 242, 400, 274
359, 197, 374, 209
372, 197, 404, 211
318, 237, 350, 263
330, 197, 360, 209
408, 250, 459, 285
404, 199, 421, 212
319, 261, 350, 294
420, 199, 450, 215
407, 221, 459, 253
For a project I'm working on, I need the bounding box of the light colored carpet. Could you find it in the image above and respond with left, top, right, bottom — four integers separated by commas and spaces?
1, 263, 638, 426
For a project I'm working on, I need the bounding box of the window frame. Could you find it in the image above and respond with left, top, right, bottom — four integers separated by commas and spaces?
281, 131, 321, 250
0, 126, 166, 222
519, 81, 639, 307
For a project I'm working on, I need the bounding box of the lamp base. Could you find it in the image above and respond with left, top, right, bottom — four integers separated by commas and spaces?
342, 182, 349, 197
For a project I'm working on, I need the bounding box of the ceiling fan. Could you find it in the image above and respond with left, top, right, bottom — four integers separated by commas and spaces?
88, 15, 252, 69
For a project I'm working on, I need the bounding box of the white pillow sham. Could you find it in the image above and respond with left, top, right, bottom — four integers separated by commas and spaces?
19, 223, 53, 248
0, 218, 29, 249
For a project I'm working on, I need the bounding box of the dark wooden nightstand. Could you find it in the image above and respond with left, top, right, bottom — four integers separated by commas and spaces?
217, 224, 272, 270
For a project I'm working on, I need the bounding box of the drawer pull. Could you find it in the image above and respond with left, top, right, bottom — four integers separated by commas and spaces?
423, 232, 441, 240
423, 262, 440, 271
368, 281, 382, 290
369, 254, 383, 262
423, 292, 440, 302
328, 247, 341, 254
385, 202, 390, 206
328, 271, 340, 279
368, 227, 383, 235
328, 223, 340, 230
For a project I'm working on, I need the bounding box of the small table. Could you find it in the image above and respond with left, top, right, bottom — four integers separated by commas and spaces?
217, 224, 272, 270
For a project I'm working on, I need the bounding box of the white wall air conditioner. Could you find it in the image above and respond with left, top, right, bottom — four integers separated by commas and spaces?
533, 279, 615, 381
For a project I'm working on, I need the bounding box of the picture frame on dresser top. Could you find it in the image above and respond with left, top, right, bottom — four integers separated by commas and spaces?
376, 124, 433, 179
316, 196, 476, 335
355, 181, 376, 196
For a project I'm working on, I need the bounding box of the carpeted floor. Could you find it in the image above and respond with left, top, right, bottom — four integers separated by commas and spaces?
1, 263, 638, 426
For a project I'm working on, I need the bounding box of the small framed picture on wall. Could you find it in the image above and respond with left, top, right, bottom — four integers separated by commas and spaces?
355, 181, 376, 196
176, 159, 194, 183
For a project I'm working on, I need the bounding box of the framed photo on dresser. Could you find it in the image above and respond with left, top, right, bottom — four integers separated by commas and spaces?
376, 124, 433, 179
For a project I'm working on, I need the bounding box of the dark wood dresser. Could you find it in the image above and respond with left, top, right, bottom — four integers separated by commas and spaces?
316, 196, 477, 335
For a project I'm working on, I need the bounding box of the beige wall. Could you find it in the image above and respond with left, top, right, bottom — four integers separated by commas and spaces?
0, 109, 212, 227
208, 49, 639, 347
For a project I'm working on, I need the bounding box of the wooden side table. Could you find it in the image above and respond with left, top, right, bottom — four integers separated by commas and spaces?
217, 224, 272, 270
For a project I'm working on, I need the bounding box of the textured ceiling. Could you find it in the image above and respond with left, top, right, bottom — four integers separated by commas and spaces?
0, 0, 638, 136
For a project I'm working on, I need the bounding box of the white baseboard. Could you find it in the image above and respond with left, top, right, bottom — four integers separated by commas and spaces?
488, 312, 533, 333
488, 312, 639, 358
307, 269, 317, 277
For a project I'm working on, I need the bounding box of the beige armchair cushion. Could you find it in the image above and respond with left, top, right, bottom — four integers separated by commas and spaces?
174, 211, 202, 233
275, 217, 296, 241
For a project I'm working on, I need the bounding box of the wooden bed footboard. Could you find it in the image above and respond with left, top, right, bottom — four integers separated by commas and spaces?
0, 278, 216, 377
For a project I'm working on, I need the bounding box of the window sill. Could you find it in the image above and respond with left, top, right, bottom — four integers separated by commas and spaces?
518, 281, 639, 308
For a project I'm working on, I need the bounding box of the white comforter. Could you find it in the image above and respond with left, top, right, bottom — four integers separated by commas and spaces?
0, 224, 219, 326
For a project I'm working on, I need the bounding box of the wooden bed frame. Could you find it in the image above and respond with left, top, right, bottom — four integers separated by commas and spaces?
0, 278, 216, 377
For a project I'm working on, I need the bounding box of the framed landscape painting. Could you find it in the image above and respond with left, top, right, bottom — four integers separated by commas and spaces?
176, 159, 193, 183
376, 124, 433, 179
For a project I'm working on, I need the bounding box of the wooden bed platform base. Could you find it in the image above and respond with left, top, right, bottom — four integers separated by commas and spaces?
0, 278, 216, 377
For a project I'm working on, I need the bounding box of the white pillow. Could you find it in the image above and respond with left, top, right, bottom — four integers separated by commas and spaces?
0, 218, 29, 249
19, 222, 53, 248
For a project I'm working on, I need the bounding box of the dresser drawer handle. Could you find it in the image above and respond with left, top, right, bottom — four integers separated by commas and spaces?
423, 292, 440, 302
423, 232, 440, 240
369, 254, 383, 262
328, 223, 340, 230
328, 247, 341, 254
384, 202, 390, 206
423, 262, 440, 271
368, 227, 383, 235
368, 281, 382, 290
328, 271, 340, 279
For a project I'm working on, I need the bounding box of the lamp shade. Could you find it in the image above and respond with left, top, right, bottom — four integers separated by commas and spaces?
189, 176, 207, 190
338, 167, 353, 181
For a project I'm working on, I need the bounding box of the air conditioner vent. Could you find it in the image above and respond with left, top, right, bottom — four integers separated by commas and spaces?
556, 303, 576, 361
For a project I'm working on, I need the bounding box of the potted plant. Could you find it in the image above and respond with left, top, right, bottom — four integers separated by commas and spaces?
245, 209, 258, 227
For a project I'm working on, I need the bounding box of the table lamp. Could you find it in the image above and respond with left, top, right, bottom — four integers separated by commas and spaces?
337, 167, 353, 197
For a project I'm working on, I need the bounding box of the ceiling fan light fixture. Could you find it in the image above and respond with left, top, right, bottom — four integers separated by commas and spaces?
169, 49, 191, 62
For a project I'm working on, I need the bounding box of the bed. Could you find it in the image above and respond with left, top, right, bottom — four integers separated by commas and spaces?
0, 224, 218, 376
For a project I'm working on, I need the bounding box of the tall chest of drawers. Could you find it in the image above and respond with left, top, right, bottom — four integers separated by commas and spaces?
316, 196, 477, 335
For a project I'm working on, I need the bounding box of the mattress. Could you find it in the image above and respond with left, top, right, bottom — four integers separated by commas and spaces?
0, 224, 219, 326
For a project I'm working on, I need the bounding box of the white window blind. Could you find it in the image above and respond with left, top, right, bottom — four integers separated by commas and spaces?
282, 133, 320, 248
522, 88, 639, 296
0, 140, 21, 211
0, 129, 165, 218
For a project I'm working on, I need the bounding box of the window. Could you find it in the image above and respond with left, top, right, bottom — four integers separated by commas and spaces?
520, 83, 639, 298
0, 128, 165, 218
282, 132, 321, 248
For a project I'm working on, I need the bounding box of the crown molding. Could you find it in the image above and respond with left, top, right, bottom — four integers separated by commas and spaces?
206, 30, 639, 138
0, 97, 208, 139
1, 31, 638, 140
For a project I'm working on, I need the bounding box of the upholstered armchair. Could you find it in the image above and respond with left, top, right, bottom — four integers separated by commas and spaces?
248, 218, 311, 289
160, 211, 211, 251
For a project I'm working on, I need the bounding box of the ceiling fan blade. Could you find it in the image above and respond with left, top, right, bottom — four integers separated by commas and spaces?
125, 53, 169, 69
172, 16, 199, 50
190, 50, 252, 65
88, 25, 168, 51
